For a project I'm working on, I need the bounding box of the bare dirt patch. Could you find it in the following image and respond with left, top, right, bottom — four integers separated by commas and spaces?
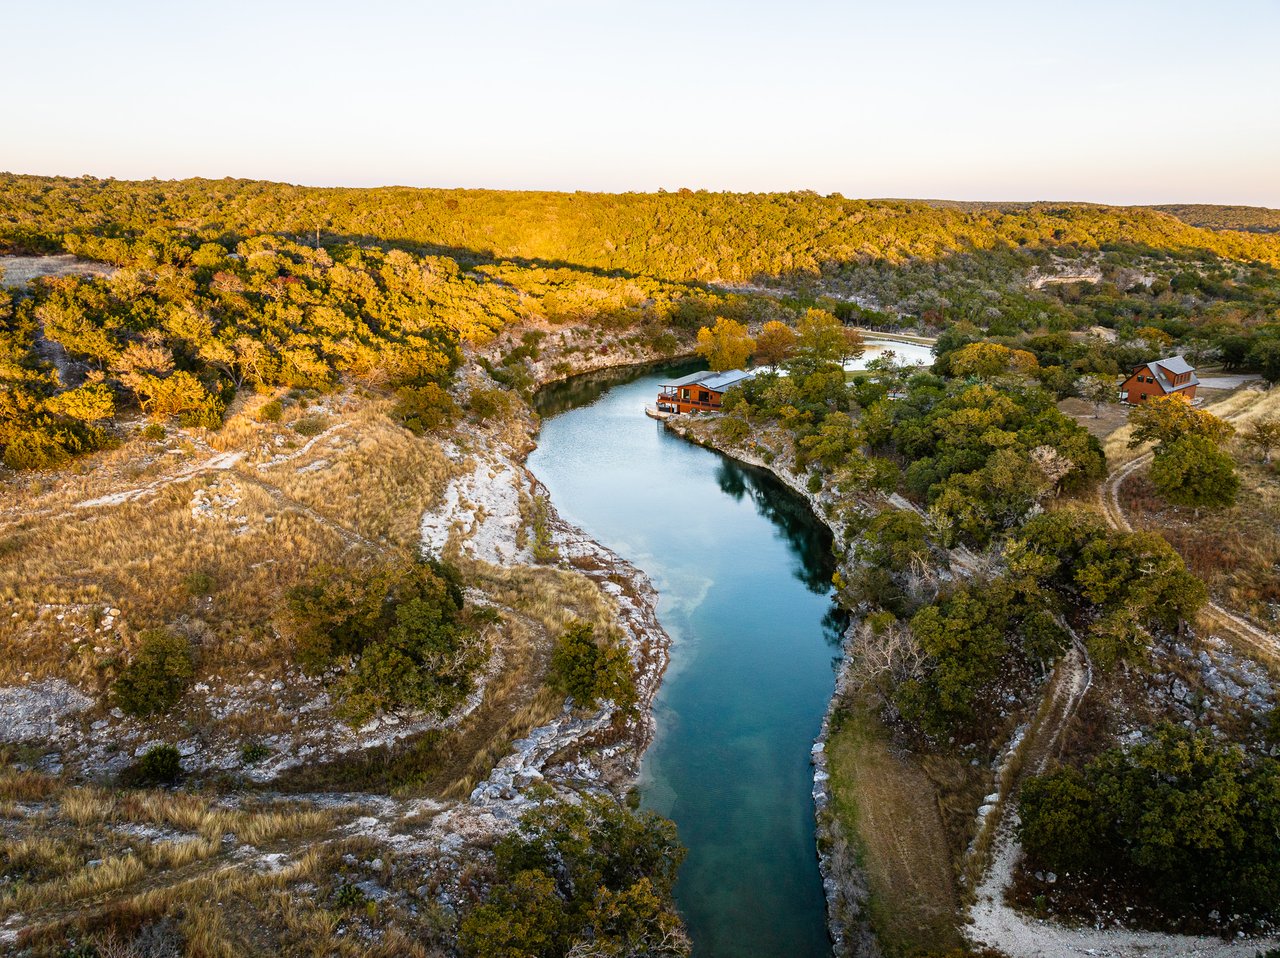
0, 254, 115, 287
1056, 396, 1130, 442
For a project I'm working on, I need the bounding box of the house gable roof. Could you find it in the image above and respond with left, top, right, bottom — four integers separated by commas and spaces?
1154, 355, 1194, 375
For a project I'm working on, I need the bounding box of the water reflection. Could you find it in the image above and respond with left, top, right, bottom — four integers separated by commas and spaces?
529, 365, 851, 958
714, 459, 836, 594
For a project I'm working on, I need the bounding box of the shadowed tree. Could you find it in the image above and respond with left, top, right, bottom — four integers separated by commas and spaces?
753, 320, 796, 369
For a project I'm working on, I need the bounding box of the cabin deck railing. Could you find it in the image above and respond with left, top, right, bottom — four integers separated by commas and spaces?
656, 396, 721, 411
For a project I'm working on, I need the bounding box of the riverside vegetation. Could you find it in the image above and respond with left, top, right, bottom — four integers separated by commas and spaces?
1, 174, 1279, 956
679, 319, 1279, 952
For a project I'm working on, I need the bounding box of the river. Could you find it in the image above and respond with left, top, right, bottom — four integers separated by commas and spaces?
528, 340, 932, 957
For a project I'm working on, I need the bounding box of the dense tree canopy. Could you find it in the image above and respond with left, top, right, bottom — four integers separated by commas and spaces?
1020, 726, 1280, 918
286, 558, 487, 722
459, 798, 688, 958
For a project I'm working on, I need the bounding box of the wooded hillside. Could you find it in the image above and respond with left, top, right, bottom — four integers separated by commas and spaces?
4, 174, 1280, 284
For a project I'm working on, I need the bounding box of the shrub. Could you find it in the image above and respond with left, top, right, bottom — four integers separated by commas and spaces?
1150, 434, 1240, 511
286, 559, 486, 723
459, 798, 687, 958
1, 430, 70, 470
333, 883, 367, 909
255, 399, 283, 423
291, 415, 326, 437
468, 386, 518, 424
120, 745, 183, 787
140, 423, 166, 441
549, 622, 636, 710
112, 629, 195, 717
715, 415, 750, 444
240, 741, 271, 766
393, 383, 458, 435
184, 570, 216, 596
178, 402, 224, 429
529, 496, 559, 564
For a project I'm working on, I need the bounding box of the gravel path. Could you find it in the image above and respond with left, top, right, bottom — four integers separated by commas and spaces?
962, 418, 1280, 956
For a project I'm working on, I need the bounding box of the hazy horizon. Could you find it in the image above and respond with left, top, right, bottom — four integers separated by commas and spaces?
6, 0, 1278, 207
6, 168, 1279, 212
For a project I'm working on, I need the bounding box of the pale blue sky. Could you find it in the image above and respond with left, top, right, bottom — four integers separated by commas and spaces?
5, 0, 1278, 205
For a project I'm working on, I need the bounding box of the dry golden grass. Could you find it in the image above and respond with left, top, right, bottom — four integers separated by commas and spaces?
7, 795, 450, 958
1122, 465, 1280, 637
2, 774, 338, 942
0, 766, 62, 801
264, 401, 456, 549
467, 558, 617, 638
0, 393, 457, 689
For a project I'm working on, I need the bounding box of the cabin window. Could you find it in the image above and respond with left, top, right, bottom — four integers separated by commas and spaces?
681, 388, 690, 400
699, 390, 710, 403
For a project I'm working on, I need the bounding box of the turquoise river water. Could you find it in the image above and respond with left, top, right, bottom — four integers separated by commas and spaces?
527, 341, 931, 957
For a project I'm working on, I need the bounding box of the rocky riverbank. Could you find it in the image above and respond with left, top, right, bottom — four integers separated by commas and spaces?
418, 344, 685, 843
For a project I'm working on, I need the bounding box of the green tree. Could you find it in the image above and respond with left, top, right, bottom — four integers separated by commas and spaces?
1128, 394, 1234, 450
792, 309, 845, 371
549, 622, 636, 710
1077, 373, 1118, 418
460, 798, 689, 958
112, 629, 195, 717
1020, 726, 1280, 916
1018, 765, 1107, 871
286, 559, 485, 723
839, 325, 866, 365
1241, 417, 1280, 463
1249, 336, 1280, 385
695, 317, 754, 372
1150, 434, 1240, 512
795, 411, 863, 471
898, 584, 1012, 733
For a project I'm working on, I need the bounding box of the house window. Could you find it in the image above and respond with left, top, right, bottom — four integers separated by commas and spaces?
699, 390, 710, 403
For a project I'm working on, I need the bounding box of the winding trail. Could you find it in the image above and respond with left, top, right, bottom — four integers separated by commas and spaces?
1101, 449, 1280, 663
73, 451, 244, 510
965, 398, 1280, 956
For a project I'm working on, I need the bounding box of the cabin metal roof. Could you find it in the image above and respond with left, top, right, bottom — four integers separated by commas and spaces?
1154, 355, 1195, 375
659, 369, 753, 392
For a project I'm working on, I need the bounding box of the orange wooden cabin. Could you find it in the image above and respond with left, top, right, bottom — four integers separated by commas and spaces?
656, 369, 752, 414
1121, 355, 1199, 405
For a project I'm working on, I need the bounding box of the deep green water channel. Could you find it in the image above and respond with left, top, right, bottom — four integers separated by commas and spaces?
529, 363, 846, 957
